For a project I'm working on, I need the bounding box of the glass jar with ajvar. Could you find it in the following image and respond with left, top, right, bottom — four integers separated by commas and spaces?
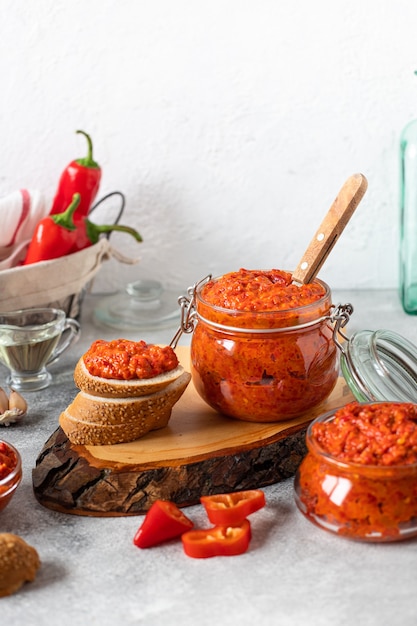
175, 269, 348, 423
294, 401, 417, 542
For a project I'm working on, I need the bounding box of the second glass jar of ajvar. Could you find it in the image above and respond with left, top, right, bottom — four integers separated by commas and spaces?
294, 402, 417, 541
189, 269, 340, 422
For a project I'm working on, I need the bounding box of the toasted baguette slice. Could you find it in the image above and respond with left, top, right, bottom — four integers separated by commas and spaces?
66, 371, 191, 426
74, 356, 187, 398
59, 408, 172, 446
60, 371, 191, 445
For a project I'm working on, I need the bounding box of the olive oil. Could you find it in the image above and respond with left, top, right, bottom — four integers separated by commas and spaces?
0, 333, 60, 373
0, 307, 80, 391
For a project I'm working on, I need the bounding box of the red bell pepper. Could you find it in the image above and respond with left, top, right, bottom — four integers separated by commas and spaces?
133, 500, 194, 549
49, 130, 101, 220
181, 520, 251, 558
200, 490, 266, 526
23, 193, 80, 265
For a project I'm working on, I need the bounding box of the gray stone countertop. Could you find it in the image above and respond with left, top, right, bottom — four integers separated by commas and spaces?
1, 288, 417, 626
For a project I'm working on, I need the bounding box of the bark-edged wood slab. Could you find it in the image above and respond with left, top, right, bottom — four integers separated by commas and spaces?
32, 347, 354, 517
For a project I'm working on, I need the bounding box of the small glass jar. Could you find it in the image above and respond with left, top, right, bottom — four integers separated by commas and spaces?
0, 440, 22, 512
186, 275, 340, 422
294, 408, 417, 542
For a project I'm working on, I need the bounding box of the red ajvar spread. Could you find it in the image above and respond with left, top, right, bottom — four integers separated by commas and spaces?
313, 402, 417, 466
201, 269, 326, 312
0, 442, 18, 481
191, 268, 337, 422
83, 339, 179, 380
297, 402, 417, 540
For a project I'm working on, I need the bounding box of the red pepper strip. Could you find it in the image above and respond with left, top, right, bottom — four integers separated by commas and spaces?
71, 217, 143, 253
133, 500, 194, 549
200, 489, 266, 526
181, 520, 251, 558
50, 130, 101, 220
23, 193, 80, 265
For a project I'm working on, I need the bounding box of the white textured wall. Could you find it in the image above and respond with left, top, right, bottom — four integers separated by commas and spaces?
1, 0, 416, 294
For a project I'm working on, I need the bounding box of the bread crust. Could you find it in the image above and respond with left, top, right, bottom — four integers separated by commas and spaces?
59, 408, 172, 445
60, 371, 191, 445
74, 357, 186, 398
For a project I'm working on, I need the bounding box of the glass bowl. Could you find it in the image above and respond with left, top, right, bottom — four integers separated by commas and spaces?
0, 440, 22, 512
294, 403, 417, 542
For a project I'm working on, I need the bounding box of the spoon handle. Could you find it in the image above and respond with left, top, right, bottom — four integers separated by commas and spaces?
292, 173, 368, 285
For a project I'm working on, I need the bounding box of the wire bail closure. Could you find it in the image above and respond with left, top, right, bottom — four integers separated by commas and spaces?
170, 274, 212, 348
329, 302, 354, 351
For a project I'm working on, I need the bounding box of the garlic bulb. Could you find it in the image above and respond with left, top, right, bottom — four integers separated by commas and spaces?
0, 388, 28, 426
0, 388, 8, 414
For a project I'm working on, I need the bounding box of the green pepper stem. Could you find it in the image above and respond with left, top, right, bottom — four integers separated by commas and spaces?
84, 220, 143, 245
75, 130, 100, 169
51, 193, 80, 231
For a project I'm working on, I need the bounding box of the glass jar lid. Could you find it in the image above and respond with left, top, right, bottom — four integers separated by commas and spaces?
93, 279, 180, 331
338, 328, 417, 403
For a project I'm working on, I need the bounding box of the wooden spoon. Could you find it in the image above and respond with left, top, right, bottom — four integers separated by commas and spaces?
292, 173, 368, 285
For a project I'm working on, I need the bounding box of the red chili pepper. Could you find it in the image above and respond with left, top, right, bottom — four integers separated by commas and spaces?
23, 193, 80, 265
71, 216, 142, 253
200, 490, 266, 526
49, 130, 101, 220
133, 500, 194, 549
181, 520, 251, 558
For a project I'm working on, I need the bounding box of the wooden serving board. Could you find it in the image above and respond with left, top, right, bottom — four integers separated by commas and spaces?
32, 346, 354, 517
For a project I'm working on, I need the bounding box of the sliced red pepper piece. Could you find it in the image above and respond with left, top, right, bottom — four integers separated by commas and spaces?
133, 500, 194, 549
200, 489, 266, 526
182, 520, 251, 558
